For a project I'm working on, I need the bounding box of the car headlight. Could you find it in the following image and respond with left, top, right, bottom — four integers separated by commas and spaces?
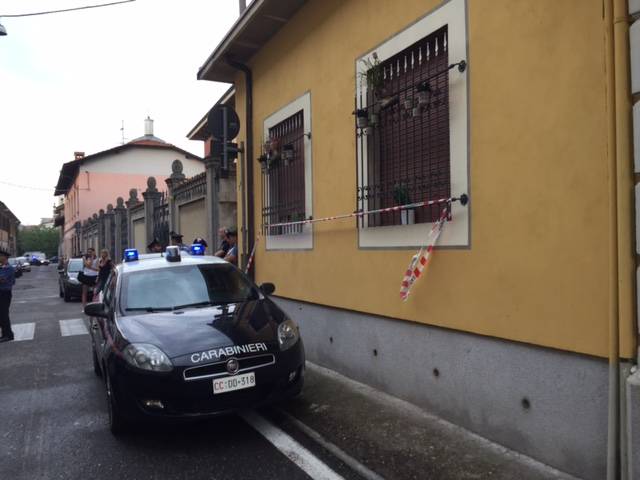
277, 319, 300, 351
123, 343, 173, 372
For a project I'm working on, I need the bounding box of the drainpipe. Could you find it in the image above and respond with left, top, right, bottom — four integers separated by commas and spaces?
606, 0, 633, 478
226, 58, 255, 280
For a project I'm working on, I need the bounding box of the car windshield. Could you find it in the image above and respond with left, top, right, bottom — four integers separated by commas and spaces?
67, 259, 83, 273
120, 264, 258, 314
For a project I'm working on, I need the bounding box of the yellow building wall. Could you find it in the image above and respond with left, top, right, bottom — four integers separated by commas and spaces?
234, 0, 635, 359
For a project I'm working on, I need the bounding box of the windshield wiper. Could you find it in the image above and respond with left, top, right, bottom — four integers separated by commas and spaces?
171, 301, 215, 310
125, 307, 173, 312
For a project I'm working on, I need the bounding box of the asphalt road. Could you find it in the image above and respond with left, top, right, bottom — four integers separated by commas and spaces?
0, 265, 579, 480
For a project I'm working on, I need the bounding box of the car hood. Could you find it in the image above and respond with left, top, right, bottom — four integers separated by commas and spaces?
116, 299, 286, 366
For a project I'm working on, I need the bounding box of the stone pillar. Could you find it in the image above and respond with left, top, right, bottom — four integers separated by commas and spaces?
205, 156, 222, 251
104, 204, 115, 256
165, 159, 186, 233
125, 189, 140, 246
114, 197, 126, 261
142, 177, 161, 246
98, 209, 106, 250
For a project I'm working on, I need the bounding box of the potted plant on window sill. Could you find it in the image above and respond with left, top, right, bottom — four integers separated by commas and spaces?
393, 183, 415, 225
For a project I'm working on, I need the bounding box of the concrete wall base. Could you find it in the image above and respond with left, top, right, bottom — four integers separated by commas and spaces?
627, 369, 640, 479
274, 297, 608, 480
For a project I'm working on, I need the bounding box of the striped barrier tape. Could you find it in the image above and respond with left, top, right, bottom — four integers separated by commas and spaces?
399, 205, 449, 302
262, 195, 466, 231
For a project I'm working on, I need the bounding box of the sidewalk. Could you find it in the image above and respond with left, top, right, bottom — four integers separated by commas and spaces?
271, 363, 580, 480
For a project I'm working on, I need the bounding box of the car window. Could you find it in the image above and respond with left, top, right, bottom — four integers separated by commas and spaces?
67, 259, 83, 273
120, 264, 258, 313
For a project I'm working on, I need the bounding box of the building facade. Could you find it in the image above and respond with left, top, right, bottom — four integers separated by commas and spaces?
0, 201, 20, 256
54, 118, 203, 258
197, 1, 639, 478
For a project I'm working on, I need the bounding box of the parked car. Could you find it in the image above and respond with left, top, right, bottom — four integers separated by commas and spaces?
30, 257, 42, 266
59, 258, 84, 302
41, 258, 50, 266
50, 256, 59, 264
7, 258, 23, 278
16, 257, 30, 272
85, 247, 304, 434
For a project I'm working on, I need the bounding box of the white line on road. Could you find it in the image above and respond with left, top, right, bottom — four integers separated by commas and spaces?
59, 319, 88, 337
14, 295, 60, 304
240, 410, 344, 480
277, 409, 385, 480
12, 322, 36, 341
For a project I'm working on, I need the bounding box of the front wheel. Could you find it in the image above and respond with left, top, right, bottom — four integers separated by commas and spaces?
105, 372, 128, 435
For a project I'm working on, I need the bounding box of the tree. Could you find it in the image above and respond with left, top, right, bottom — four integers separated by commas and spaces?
17, 226, 59, 258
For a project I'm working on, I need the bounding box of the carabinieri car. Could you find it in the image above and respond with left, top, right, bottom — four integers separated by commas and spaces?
85, 246, 305, 434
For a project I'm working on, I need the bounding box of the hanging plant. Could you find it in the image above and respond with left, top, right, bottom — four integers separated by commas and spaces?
282, 143, 295, 166
355, 109, 369, 129
359, 52, 384, 96
392, 182, 411, 206
416, 81, 432, 106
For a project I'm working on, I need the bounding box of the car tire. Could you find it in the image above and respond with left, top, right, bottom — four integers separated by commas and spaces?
105, 372, 128, 435
63, 288, 71, 302
92, 345, 102, 378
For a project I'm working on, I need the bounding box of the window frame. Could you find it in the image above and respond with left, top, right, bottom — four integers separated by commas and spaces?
356, 0, 469, 249
263, 92, 313, 251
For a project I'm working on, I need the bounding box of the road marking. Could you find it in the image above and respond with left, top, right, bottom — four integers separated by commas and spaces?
240, 410, 344, 480
12, 323, 35, 341
59, 319, 88, 336
14, 295, 60, 304
277, 409, 385, 480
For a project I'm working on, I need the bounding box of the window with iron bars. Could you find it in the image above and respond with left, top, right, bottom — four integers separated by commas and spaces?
260, 110, 306, 236
357, 25, 450, 228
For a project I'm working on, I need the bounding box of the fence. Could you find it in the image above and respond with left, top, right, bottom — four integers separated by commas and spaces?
77, 158, 236, 262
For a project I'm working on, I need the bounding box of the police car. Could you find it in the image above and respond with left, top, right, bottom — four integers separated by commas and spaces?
85, 245, 305, 434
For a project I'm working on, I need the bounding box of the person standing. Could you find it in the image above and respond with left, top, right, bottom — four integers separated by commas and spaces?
214, 227, 230, 258
0, 249, 16, 342
95, 249, 113, 298
81, 248, 99, 307
223, 229, 238, 266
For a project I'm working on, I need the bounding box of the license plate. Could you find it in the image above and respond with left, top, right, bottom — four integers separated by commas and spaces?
213, 372, 256, 395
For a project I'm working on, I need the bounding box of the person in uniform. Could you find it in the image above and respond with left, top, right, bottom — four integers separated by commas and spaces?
0, 249, 16, 342
223, 229, 238, 266
147, 237, 163, 253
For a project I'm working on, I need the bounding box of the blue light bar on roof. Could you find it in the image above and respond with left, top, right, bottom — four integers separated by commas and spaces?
190, 244, 205, 256
124, 248, 139, 262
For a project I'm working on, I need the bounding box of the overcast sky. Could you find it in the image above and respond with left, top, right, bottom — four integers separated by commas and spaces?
0, 0, 243, 225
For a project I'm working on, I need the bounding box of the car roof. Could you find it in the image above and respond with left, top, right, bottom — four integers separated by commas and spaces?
117, 253, 229, 274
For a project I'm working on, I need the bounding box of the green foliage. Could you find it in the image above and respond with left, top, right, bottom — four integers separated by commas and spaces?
17, 226, 59, 258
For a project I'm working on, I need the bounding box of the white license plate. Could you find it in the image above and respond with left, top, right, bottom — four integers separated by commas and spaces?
213, 372, 256, 395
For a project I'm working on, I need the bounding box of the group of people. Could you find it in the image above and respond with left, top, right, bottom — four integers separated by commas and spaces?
78, 247, 113, 307
146, 227, 238, 265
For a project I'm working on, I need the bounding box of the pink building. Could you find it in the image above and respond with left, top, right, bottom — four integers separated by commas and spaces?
54, 118, 203, 257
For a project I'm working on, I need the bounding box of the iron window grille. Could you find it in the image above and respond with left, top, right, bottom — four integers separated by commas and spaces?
357, 25, 451, 228
261, 110, 306, 236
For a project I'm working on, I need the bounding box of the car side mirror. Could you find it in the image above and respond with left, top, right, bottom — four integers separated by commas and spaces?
84, 302, 108, 318
260, 282, 276, 296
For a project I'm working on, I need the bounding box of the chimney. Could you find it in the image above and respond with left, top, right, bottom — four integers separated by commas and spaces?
74, 151, 85, 160
239, 0, 246, 14
144, 116, 154, 136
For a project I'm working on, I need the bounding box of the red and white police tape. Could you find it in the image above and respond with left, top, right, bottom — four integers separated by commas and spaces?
399, 205, 449, 302
244, 195, 468, 299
